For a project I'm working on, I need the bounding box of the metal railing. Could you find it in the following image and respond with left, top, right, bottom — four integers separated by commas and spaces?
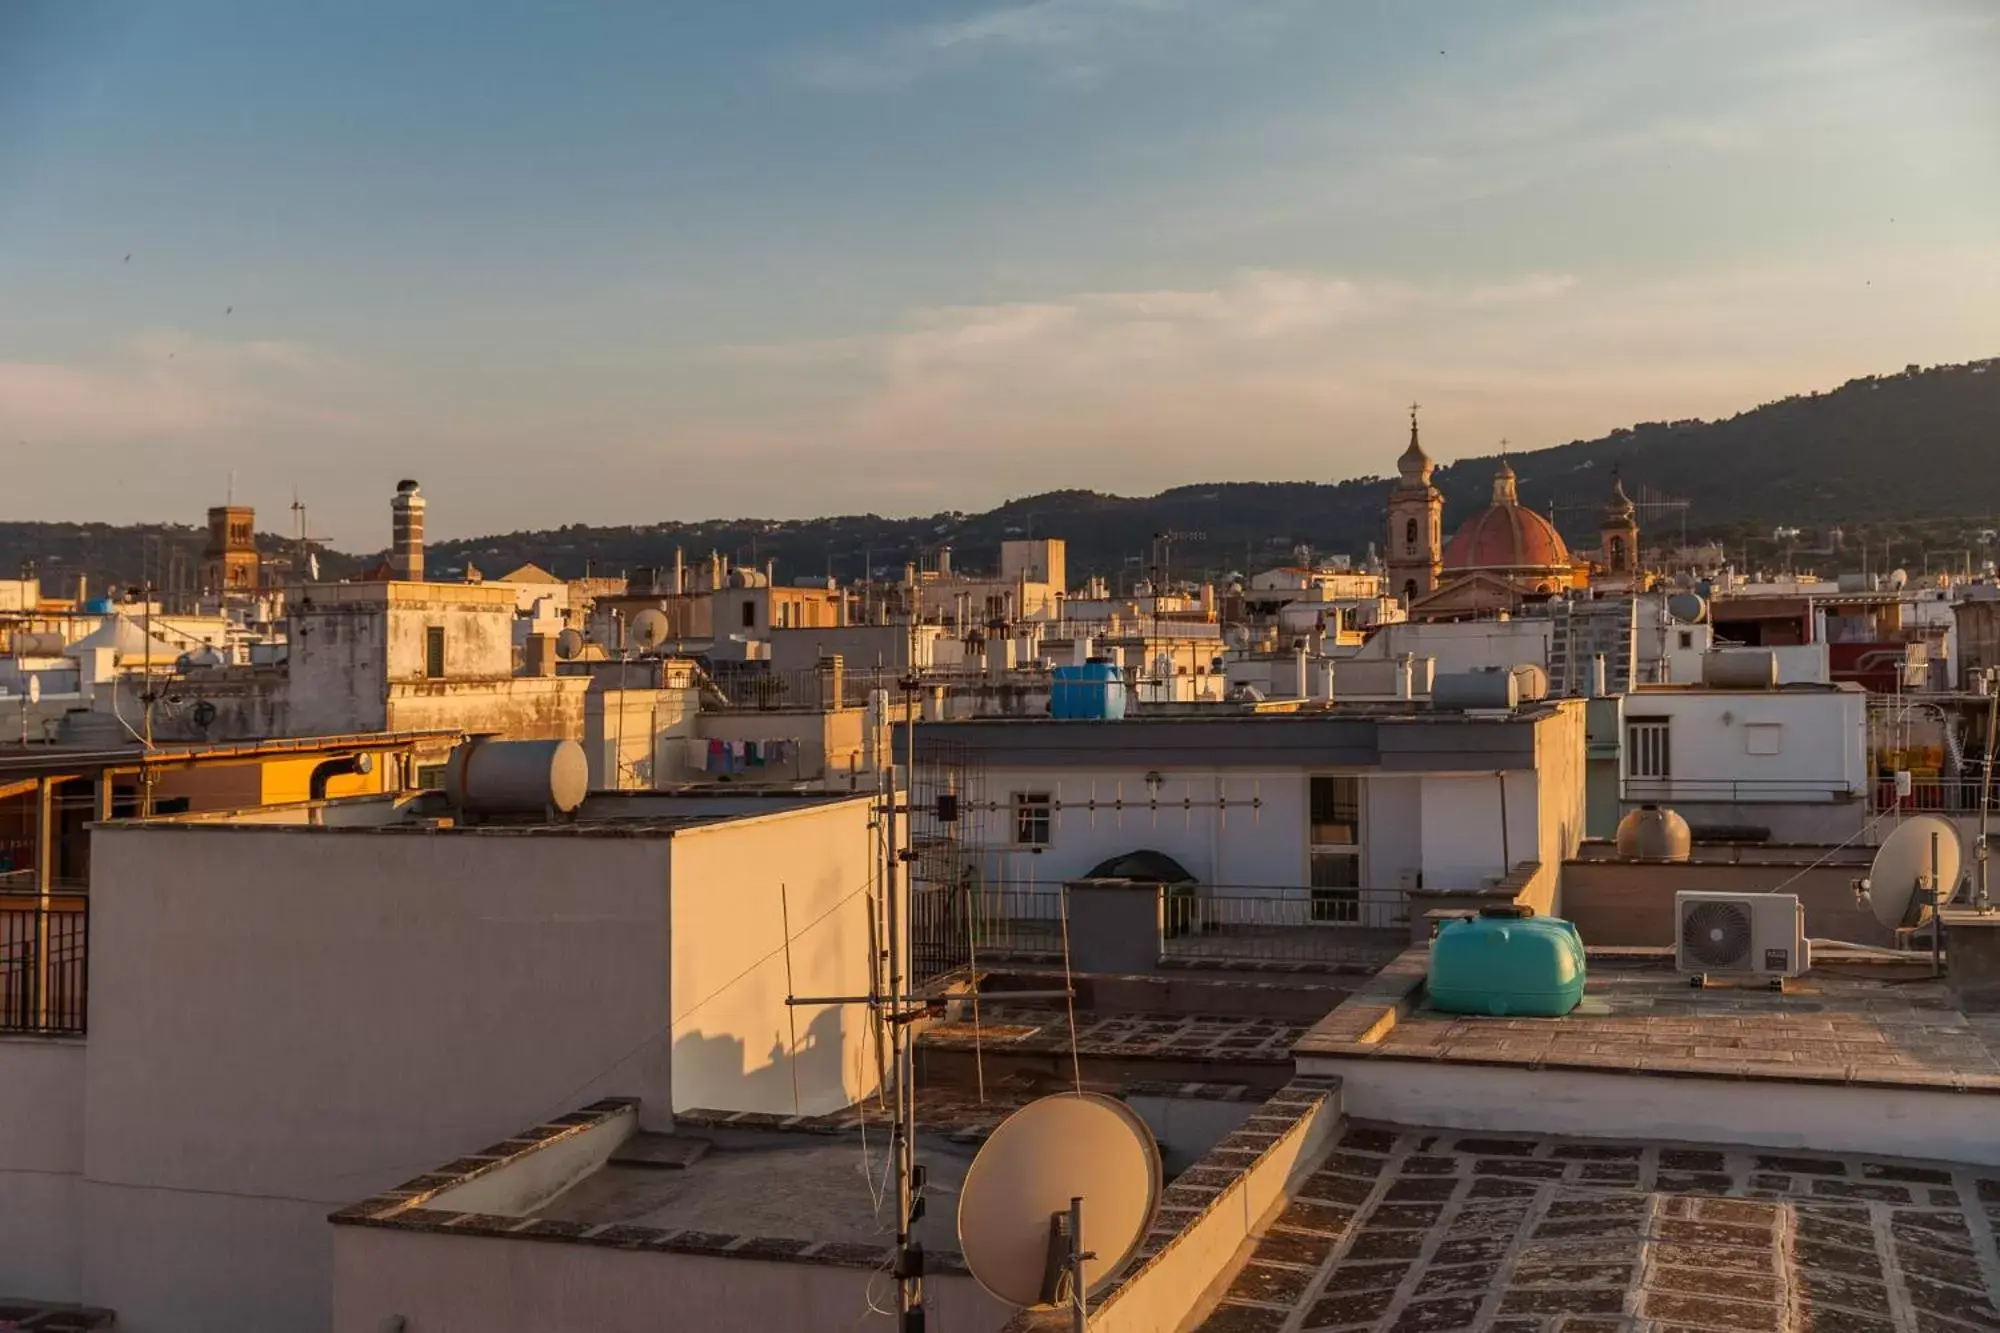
1, 899, 88, 1037
949, 880, 1410, 966
1870, 777, 2000, 815
1623, 777, 1859, 804
1161, 886, 1410, 964
966, 886, 1066, 956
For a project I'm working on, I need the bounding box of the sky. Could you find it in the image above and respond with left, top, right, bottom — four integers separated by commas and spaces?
2, 0, 1997, 548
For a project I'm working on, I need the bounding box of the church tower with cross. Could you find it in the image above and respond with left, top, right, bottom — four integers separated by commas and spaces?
1385, 403, 1444, 607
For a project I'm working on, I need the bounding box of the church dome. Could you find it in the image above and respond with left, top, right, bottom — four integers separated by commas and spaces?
1442, 460, 1573, 572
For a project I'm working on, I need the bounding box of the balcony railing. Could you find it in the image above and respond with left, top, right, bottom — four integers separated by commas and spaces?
1161, 886, 1410, 964
1623, 777, 1860, 804
1, 898, 88, 1037
1870, 777, 2000, 815
946, 881, 1410, 967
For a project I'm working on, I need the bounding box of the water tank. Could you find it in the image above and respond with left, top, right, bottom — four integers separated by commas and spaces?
1700, 649, 1778, 689
56, 709, 137, 748
82, 598, 116, 615
8, 631, 65, 656
1050, 661, 1129, 720
1432, 668, 1519, 710
1665, 592, 1708, 624
443, 739, 588, 815
1428, 906, 1585, 1018
1614, 805, 1692, 862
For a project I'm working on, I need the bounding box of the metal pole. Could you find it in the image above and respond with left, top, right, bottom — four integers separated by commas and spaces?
1978, 669, 1997, 911
34, 777, 54, 1029
1930, 828, 1943, 977
1068, 1196, 1090, 1333
884, 763, 920, 1325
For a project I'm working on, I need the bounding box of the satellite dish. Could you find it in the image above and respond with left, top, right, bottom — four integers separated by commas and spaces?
1887, 568, 1910, 591
554, 628, 584, 661
1865, 815, 1962, 930
26, 676, 40, 706
630, 609, 670, 653
957, 1092, 1160, 1310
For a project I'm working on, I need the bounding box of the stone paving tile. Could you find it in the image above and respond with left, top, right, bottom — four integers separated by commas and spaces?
1194, 1125, 2000, 1333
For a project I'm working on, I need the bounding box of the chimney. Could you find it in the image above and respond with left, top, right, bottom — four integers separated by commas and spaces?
937, 545, 953, 578
390, 480, 425, 581
673, 547, 686, 595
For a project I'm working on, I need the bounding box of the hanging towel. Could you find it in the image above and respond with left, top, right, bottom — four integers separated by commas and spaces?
688, 737, 713, 772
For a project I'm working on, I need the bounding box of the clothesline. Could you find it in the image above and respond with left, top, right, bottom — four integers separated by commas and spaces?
686, 736, 798, 774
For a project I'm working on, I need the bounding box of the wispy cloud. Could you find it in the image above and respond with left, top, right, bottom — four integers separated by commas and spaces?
787, 0, 1274, 89
657, 248, 2000, 517
0, 330, 355, 444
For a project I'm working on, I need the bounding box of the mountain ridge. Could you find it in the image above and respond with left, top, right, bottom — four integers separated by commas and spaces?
3, 357, 1995, 592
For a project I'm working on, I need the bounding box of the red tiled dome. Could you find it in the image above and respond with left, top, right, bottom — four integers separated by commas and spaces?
1443, 503, 1572, 571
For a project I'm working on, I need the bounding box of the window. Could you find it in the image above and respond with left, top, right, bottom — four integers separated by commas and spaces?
1627, 717, 1671, 779
1678, 630, 1694, 650
741, 600, 757, 629
1012, 792, 1052, 846
424, 625, 446, 678
1308, 775, 1364, 923
415, 763, 448, 789
1745, 722, 1783, 756
1404, 517, 1419, 552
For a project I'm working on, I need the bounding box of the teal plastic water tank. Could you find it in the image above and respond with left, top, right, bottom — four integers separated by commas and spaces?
1427, 906, 1585, 1018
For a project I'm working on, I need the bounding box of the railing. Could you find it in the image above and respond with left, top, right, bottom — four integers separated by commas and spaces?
1870, 777, 2000, 815
966, 886, 1065, 956
1161, 886, 1410, 964
1623, 777, 1860, 804
0, 898, 88, 1036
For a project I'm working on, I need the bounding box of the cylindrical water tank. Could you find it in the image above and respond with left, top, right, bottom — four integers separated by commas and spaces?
8, 631, 65, 656
444, 739, 588, 815
1700, 649, 1779, 689
1615, 805, 1692, 861
1432, 668, 1519, 710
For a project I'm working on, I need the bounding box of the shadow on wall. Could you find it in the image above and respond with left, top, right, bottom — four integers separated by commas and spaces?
674, 1006, 857, 1116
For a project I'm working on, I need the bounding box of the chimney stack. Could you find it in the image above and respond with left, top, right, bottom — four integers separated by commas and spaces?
390, 480, 425, 581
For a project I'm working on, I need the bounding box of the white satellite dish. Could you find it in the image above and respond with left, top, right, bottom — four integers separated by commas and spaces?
630, 609, 670, 653
554, 628, 584, 661
957, 1092, 1160, 1311
1887, 567, 1910, 591
1865, 814, 1962, 931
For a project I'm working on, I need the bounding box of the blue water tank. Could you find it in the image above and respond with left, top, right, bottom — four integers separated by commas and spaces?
82, 598, 116, 615
1427, 907, 1585, 1018
1050, 660, 1129, 720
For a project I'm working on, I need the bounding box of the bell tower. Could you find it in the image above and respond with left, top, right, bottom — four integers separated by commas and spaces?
1600, 471, 1640, 577
1386, 403, 1443, 606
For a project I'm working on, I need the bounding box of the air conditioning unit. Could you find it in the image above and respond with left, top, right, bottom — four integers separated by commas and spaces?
1675, 891, 1809, 984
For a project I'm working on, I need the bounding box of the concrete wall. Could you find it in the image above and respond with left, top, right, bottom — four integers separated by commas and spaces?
0, 1039, 85, 1303
1622, 686, 1867, 800
665, 800, 881, 1116
686, 708, 873, 790
1417, 771, 1541, 894
288, 584, 524, 736
80, 827, 677, 1332
385, 676, 589, 742
1535, 702, 1589, 913
331, 1227, 1010, 1333
1351, 618, 1553, 674
585, 686, 698, 789
1561, 858, 1890, 948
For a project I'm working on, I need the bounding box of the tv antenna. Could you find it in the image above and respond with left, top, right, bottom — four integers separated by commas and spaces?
958, 1092, 1162, 1329
1859, 814, 1962, 974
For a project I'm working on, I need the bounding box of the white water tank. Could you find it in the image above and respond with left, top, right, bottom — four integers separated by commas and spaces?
444, 739, 588, 815
1701, 649, 1779, 690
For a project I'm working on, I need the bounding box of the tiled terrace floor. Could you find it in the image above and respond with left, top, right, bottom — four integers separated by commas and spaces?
922, 1003, 1309, 1062
1303, 958, 2000, 1094
1191, 1124, 2000, 1333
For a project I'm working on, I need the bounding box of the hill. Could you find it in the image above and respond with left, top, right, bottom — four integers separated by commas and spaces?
3, 358, 1996, 594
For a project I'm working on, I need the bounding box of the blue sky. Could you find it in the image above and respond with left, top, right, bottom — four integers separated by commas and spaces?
3, 0, 1997, 546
